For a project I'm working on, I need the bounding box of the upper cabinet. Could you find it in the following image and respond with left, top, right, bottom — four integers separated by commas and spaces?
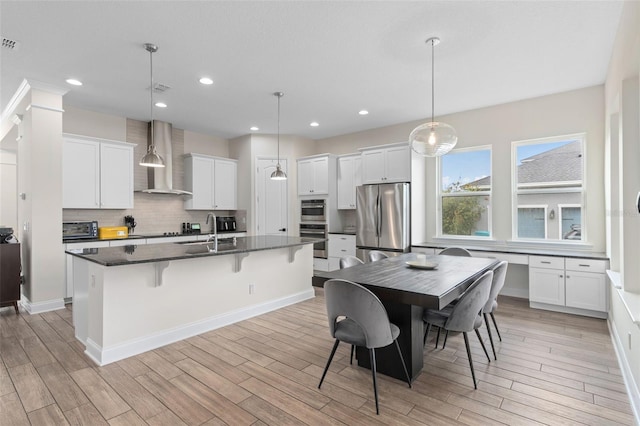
297, 154, 336, 196
183, 154, 237, 210
360, 143, 411, 184
337, 154, 362, 209
62, 134, 135, 209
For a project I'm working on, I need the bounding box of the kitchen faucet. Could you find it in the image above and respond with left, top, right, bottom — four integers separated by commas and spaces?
205, 212, 218, 250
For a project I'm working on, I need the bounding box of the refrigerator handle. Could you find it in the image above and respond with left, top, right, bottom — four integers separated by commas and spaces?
376, 193, 382, 238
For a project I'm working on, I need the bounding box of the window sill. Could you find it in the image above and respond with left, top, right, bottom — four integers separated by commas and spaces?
607, 270, 640, 327
506, 239, 593, 252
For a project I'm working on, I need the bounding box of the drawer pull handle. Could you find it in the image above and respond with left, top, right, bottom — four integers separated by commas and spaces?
578, 264, 590, 267
541, 261, 551, 264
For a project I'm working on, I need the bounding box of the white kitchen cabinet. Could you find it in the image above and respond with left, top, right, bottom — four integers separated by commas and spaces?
63, 135, 134, 209
360, 143, 410, 184
529, 255, 608, 316
337, 154, 362, 209
327, 233, 356, 271
297, 155, 335, 196
184, 154, 237, 210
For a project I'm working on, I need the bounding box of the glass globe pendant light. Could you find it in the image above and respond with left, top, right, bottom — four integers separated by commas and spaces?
410, 37, 457, 157
270, 92, 287, 180
139, 43, 165, 167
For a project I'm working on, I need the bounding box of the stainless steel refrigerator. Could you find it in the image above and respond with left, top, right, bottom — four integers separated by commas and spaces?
356, 183, 410, 260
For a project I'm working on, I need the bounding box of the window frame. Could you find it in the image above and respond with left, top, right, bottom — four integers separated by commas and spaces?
511, 133, 587, 244
437, 145, 493, 240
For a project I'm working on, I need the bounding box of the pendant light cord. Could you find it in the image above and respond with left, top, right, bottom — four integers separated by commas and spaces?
277, 94, 280, 165
149, 48, 154, 150
431, 38, 435, 124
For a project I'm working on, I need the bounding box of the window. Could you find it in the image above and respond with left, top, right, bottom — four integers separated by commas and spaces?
512, 134, 585, 242
438, 147, 491, 238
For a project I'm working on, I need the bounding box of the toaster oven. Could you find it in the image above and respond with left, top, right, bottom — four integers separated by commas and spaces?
63, 221, 98, 240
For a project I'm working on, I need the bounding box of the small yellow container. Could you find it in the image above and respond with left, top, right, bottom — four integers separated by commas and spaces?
98, 226, 129, 239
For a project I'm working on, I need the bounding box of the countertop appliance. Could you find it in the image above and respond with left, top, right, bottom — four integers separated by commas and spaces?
356, 183, 410, 260
216, 216, 237, 232
98, 226, 128, 239
63, 221, 98, 240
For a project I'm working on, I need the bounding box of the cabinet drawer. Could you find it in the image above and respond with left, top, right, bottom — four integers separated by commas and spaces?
529, 256, 564, 270
565, 258, 607, 273
313, 258, 330, 272
328, 234, 355, 254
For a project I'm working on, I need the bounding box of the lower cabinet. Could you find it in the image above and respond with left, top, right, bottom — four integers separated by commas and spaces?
327, 234, 356, 271
529, 255, 607, 316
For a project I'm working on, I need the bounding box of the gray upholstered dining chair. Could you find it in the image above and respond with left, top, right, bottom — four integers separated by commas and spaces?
423, 270, 493, 389
439, 247, 472, 257
483, 261, 508, 360
368, 250, 389, 262
318, 279, 411, 414
339, 255, 364, 269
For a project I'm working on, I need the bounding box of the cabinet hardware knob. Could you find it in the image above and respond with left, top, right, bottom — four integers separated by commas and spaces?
566, 275, 570, 278
560, 275, 563, 278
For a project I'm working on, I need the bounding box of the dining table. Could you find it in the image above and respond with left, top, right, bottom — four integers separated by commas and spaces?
312, 252, 500, 382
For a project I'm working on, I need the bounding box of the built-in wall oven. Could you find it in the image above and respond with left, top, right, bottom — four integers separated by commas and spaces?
299, 222, 328, 258
300, 199, 327, 222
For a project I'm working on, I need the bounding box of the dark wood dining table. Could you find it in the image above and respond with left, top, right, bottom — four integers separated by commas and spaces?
313, 252, 500, 382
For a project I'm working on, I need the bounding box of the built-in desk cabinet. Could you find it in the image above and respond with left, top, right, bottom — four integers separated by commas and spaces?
337, 154, 362, 209
183, 154, 237, 210
360, 143, 410, 184
62, 135, 135, 209
529, 255, 607, 316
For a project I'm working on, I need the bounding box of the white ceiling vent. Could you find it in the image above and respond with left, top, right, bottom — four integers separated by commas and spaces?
2, 37, 21, 51
153, 83, 171, 93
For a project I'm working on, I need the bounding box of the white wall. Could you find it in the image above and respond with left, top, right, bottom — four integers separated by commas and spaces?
603, 0, 640, 418
318, 86, 605, 251
0, 148, 17, 230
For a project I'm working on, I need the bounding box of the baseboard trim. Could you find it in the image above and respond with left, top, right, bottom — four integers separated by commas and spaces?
529, 302, 608, 319
85, 288, 316, 366
608, 317, 640, 425
499, 288, 528, 299
21, 297, 66, 314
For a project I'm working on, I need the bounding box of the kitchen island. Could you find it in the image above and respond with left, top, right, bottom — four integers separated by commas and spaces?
66, 236, 315, 365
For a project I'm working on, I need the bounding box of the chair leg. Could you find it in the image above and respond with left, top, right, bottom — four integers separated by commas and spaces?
369, 348, 379, 415
475, 328, 491, 363
435, 327, 441, 348
318, 339, 340, 389
350, 345, 354, 365
394, 340, 412, 388
484, 313, 497, 360
423, 322, 432, 347
462, 332, 478, 389
490, 312, 502, 341
442, 330, 449, 349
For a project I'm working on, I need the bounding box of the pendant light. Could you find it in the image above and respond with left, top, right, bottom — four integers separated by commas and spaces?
139, 43, 165, 167
409, 37, 457, 157
270, 91, 287, 180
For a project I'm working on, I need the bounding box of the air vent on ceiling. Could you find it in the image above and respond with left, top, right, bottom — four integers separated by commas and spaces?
2, 37, 21, 51
153, 83, 171, 93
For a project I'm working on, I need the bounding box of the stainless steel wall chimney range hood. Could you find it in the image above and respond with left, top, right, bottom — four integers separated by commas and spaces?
140, 120, 192, 195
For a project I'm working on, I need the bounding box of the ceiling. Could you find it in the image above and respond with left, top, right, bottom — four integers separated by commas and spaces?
0, 1, 624, 141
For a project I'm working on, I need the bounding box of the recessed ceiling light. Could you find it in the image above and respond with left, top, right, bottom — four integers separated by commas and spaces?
199, 77, 214, 85
359, 110, 369, 115
310, 122, 319, 127
155, 102, 167, 108
66, 78, 82, 86
250, 126, 259, 131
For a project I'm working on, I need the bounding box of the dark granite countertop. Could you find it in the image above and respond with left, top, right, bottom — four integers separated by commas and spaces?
412, 242, 608, 260
65, 236, 313, 266
63, 230, 247, 244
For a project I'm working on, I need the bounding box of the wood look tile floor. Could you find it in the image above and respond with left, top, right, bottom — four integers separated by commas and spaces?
0, 288, 635, 425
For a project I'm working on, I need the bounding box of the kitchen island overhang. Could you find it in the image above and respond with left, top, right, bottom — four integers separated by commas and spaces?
66, 236, 316, 366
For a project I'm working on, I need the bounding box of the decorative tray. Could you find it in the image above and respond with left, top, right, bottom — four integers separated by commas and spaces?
406, 260, 439, 270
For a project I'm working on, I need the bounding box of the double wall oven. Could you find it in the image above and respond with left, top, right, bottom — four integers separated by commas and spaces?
299, 199, 328, 258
